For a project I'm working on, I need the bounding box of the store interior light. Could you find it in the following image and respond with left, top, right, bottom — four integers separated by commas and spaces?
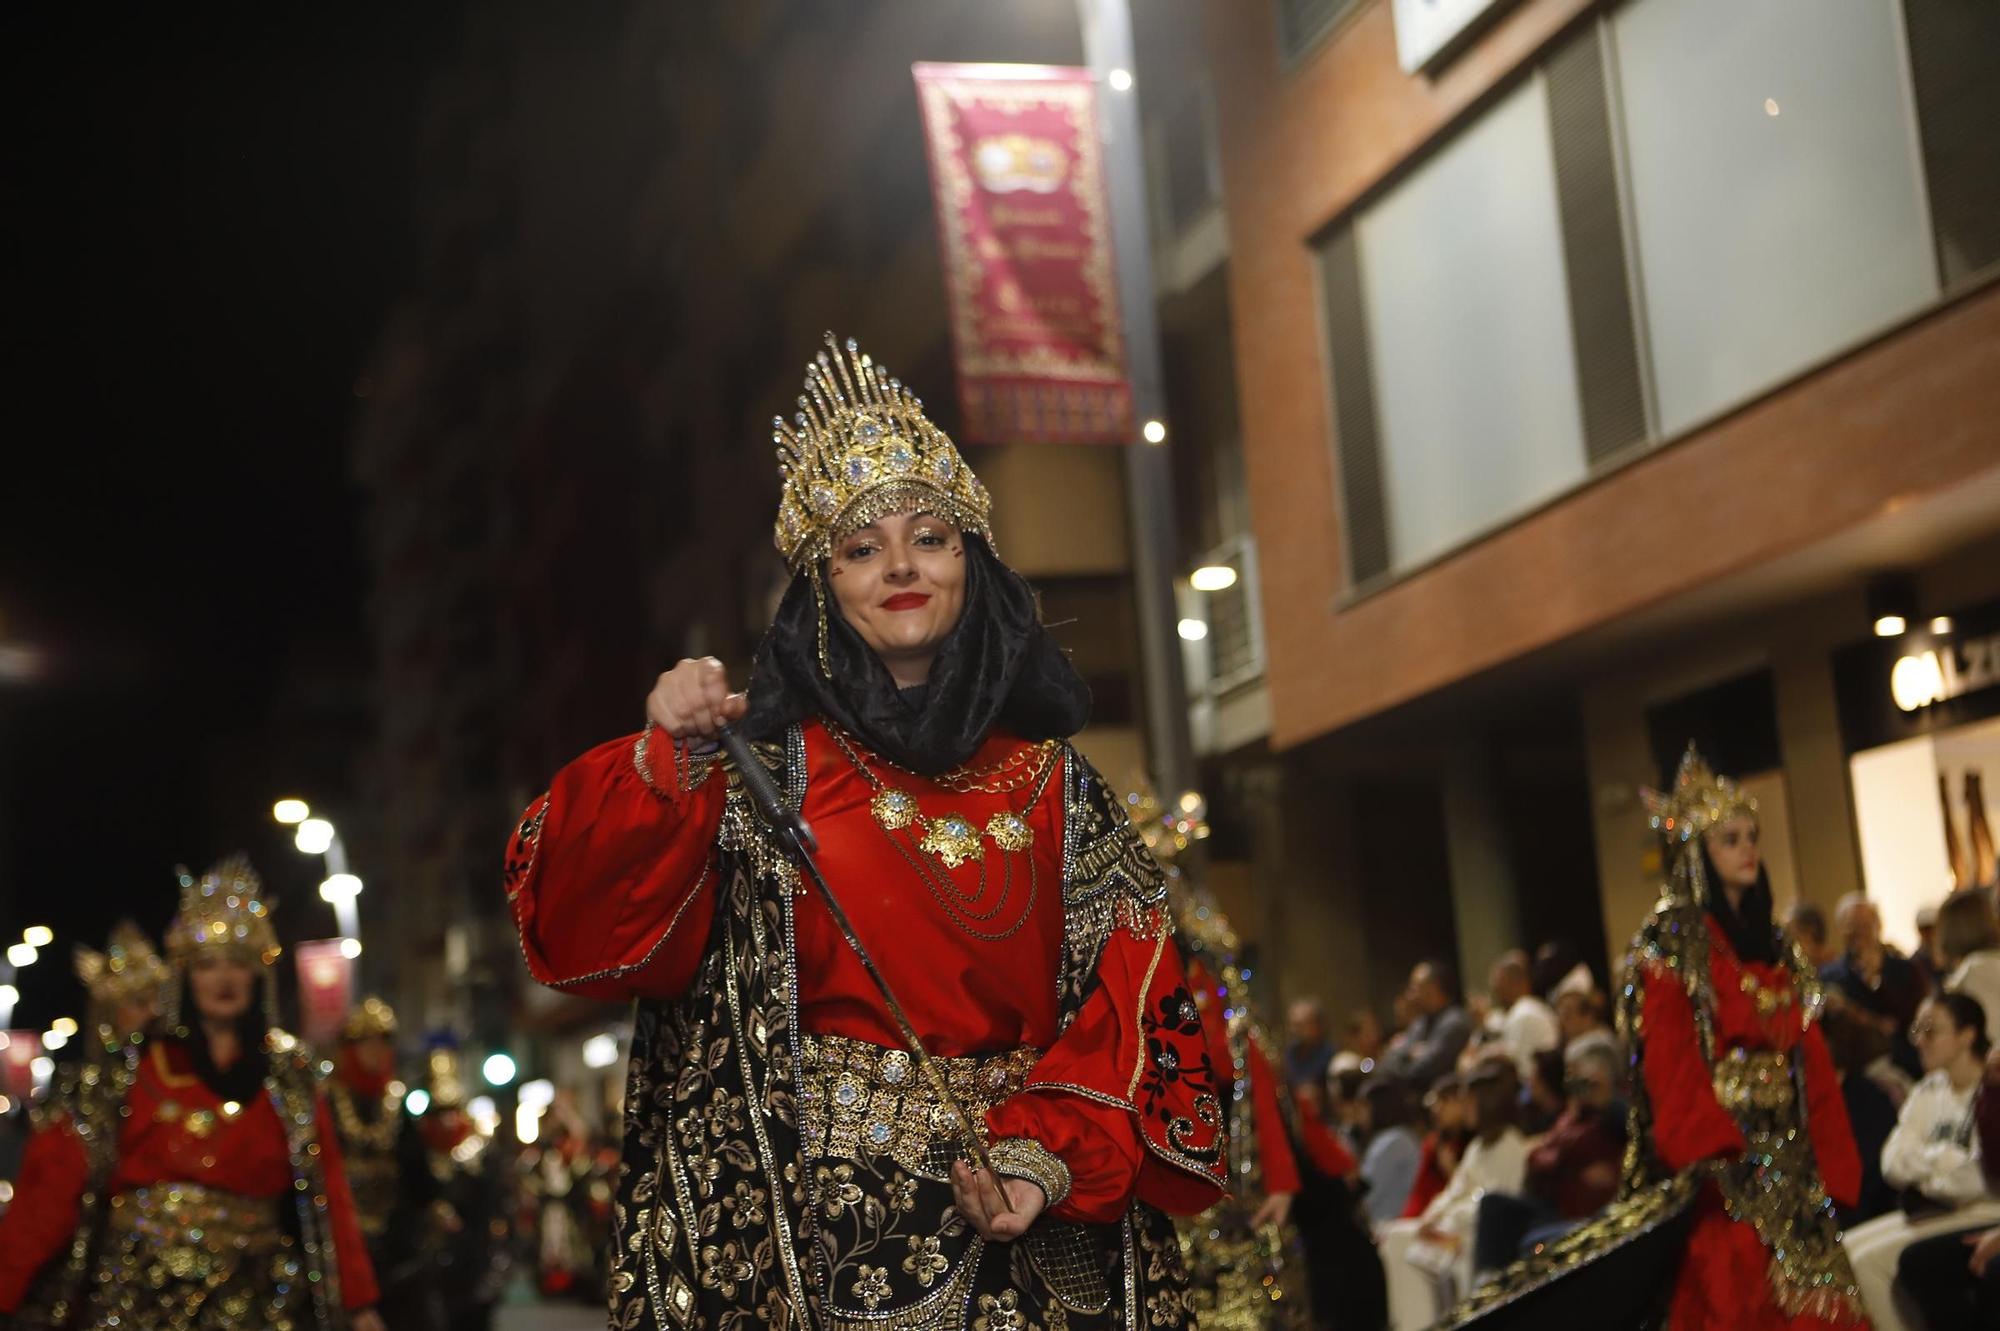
338, 938, 363, 960
515, 1101, 545, 1144
1108, 67, 1134, 92
1873, 615, 1907, 637
467, 1095, 498, 1136
1930, 617, 1954, 634
1141, 419, 1167, 444
42, 1029, 67, 1052
273, 798, 311, 825
582, 1032, 622, 1069
519, 1078, 556, 1109
295, 818, 335, 855
1177, 618, 1209, 642
50, 1016, 76, 1038
31, 1056, 53, 1080
22, 926, 53, 949
1188, 565, 1237, 592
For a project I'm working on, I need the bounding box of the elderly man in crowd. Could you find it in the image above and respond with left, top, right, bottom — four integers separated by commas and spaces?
1480, 949, 1561, 1082
1821, 891, 1928, 1077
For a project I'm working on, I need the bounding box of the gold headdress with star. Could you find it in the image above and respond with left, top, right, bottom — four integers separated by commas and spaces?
1641, 743, 1759, 847
164, 855, 282, 968
74, 920, 172, 1010
341, 995, 398, 1042
771, 333, 991, 575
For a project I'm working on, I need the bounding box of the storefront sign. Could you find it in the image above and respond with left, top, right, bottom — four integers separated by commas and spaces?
1835, 597, 2000, 752
1391, 0, 1523, 73
1891, 631, 2000, 712
913, 63, 1132, 445
1, 1030, 42, 1102
294, 939, 355, 1048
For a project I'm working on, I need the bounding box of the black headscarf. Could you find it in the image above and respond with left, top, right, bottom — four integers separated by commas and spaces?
1699, 846, 1782, 966
172, 974, 272, 1103
739, 534, 1091, 775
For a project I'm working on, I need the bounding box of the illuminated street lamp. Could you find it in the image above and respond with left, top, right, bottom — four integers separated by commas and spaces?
273, 798, 310, 825
6, 944, 36, 968
295, 818, 336, 855
274, 804, 362, 948
22, 926, 53, 949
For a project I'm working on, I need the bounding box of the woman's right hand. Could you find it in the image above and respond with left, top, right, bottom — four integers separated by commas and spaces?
646, 658, 748, 744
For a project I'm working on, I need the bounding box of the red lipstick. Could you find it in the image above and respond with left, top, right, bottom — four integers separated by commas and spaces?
882, 592, 931, 611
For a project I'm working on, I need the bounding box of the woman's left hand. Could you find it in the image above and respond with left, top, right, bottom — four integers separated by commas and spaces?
1249, 1192, 1294, 1229
950, 1160, 1047, 1240
351, 1311, 386, 1331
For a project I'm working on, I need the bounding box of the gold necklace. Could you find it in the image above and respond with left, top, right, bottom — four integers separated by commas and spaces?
827, 722, 1060, 796
826, 726, 1057, 941
331, 1081, 404, 1152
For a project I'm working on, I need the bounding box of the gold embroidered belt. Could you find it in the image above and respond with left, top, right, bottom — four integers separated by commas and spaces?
798, 1031, 1041, 1178
1712, 1047, 1794, 1114
105, 1182, 291, 1272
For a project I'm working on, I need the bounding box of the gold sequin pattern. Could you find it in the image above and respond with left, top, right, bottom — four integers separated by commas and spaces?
1712, 1048, 1795, 1114
798, 1032, 1040, 1177
85, 1182, 308, 1330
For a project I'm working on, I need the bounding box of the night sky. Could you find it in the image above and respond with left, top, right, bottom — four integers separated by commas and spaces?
0, 6, 463, 1032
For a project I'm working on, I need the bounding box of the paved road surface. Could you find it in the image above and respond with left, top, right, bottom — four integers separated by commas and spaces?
495, 1302, 606, 1331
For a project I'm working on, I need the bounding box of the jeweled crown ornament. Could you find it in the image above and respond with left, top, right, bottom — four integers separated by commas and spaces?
73, 920, 172, 1008
771, 333, 992, 573
165, 854, 282, 967
1641, 742, 1759, 846
342, 995, 398, 1042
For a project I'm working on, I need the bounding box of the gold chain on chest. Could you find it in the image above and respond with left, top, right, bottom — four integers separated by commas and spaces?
330, 1082, 403, 1152
824, 725, 1059, 941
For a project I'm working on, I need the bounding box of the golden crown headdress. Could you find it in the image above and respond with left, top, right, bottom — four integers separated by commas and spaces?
165, 855, 282, 967
1641, 743, 1759, 846
771, 333, 991, 574
73, 920, 172, 1008
342, 995, 398, 1042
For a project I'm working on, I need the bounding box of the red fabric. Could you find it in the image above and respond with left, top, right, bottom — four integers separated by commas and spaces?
508, 719, 1226, 1224
1525, 1103, 1622, 1218
0, 1042, 379, 1313
1643, 922, 1868, 1330
1400, 1133, 1453, 1219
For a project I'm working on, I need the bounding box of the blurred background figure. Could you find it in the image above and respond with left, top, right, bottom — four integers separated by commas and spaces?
1822, 892, 1929, 1078
1286, 996, 1337, 1112
1380, 962, 1472, 1092
1938, 890, 2000, 1032
70, 920, 171, 1051
1785, 900, 1836, 971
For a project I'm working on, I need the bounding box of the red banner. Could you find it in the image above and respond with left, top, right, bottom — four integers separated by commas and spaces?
914, 63, 1131, 445
295, 940, 355, 1049
1, 1031, 42, 1103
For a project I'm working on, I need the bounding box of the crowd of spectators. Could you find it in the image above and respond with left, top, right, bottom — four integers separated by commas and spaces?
1277, 881, 2000, 1331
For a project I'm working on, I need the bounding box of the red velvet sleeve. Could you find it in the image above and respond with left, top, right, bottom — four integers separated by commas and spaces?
1245, 1036, 1301, 1196
986, 927, 1228, 1223
314, 1093, 381, 1310
0, 1116, 89, 1313
504, 727, 726, 1002
1799, 1022, 1861, 1209
1639, 963, 1747, 1171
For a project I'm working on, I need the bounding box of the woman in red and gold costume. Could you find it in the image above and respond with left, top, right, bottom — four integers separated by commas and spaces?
0, 857, 382, 1330
505, 335, 1226, 1331
1445, 747, 1866, 1331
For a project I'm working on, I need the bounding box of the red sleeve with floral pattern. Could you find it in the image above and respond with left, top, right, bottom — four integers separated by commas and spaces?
504, 727, 726, 1002
987, 928, 1227, 1223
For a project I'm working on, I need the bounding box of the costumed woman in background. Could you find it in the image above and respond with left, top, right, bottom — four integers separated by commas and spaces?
1442, 746, 1865, 1330
331, 995, 445, 1329
1126, 783, 1381, 1331
72, 919, 172, 1052
505, 335, 1226, 1331
0, 857, 382, 1330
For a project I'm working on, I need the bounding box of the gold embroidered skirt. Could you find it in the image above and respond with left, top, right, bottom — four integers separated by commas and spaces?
83, 1182, 310, 1330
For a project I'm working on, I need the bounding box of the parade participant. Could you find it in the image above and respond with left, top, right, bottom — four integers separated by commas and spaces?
416, 1042, 509, 1331
72, 919, 172, 1049
0, 857, 382, 1330
331, 995, 443, 1327
1133, 778, 1369, 1331
1442, 746, 1866, 1330
505, 335, 1226, 1331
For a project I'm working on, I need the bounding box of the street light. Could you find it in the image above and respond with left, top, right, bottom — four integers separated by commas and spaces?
295, 819, 336, 855
273, 798, 310, 825
482, 1052, 518, 1087
1188, 565, 1237, 592
22, 926, 53, 949
6, 944, 36, 968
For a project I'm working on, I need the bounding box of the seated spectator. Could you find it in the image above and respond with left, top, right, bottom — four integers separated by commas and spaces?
1822, 892, 1928, 1078
1480, 949, 1560, 1083
1531, 939, 1585, 1002
1940, 890, 2000, 1032
1400, 1074, 1471, 1221
1380, 960, 1474, 1091
1912, 902, 1944, 995
1521, 1047, 1566, 1137
1786, 899, 1835, 969
1819, 1003, 1901, 1227
1355, 1076, 1423, 1226
1554, 983, 1623, 1068
1344, 1007, 1385, 1071
1325, 1055, 1367, 1148
1844, 993, 2000, 1326
1379, 1063, 1528, 1327
1470, 1039, 1629, 1274
1895, 1038, 2000, 1331
1284, 996, 1336, 1106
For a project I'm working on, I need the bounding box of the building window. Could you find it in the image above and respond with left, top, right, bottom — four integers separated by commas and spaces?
1275, 0, 1363, 66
